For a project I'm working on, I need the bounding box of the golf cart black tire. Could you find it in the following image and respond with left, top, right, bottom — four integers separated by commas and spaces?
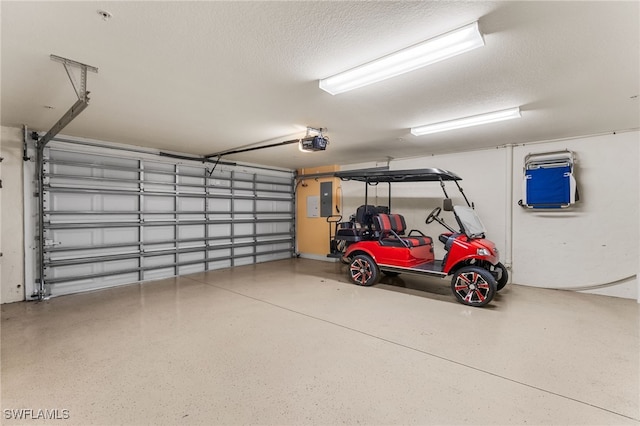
349, 254, 380, 287
382, 271, 400, 277
451, 266, 497, 307
496, 262, 509, 291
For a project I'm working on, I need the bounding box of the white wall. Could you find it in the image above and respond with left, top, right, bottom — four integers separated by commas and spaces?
1, 126, 26, 303
512, 133, 638, 298
340, 131, 639, 300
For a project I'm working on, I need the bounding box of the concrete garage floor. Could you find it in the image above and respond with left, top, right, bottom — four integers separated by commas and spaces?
1, 259, 638, 425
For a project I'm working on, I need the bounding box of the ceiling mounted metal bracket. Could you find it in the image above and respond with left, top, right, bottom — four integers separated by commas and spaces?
37, 55, 99, 149
305, 127, 325, 137
50, 54, 98, 102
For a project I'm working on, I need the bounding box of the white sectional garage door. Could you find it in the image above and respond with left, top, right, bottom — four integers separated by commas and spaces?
41, 139, 294, 297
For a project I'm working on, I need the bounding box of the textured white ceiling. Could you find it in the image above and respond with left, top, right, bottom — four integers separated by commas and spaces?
1, 1, 638, 169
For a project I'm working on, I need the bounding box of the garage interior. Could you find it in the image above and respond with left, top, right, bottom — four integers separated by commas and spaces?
1, 1, 639, 425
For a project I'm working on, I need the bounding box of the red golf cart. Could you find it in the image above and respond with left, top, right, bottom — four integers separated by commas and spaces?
327, 168, 508, 307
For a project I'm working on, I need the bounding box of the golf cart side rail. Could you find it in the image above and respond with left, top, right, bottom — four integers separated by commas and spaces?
334, 168, 462, 183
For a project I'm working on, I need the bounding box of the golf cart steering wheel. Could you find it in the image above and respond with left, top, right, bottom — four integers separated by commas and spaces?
426, 207, 442, 224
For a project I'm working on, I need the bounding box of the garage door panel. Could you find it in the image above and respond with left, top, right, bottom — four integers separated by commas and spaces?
144, 226, 174, 242
233, 179, 253, 189
178, 186, 205, 195
208, 248, 231, 258
179, 264, 205, 275
208, 260, 231, 270
233, 223, 253, 235
143, 268, 175, 281
54, 273, 140, 296
234, 246, 254, 256
144, 171, 174, 182
147, 214, 176, 222
144, 254, 175, 268
144, 195, 174, 210
48, 149, 137, 167
145, 162, 175, 172
178, 197, 204, 211
256, 182, 288, 192
208, 199, 231, 212
144, 183, 172, 192
48, 228, 138, 249
104, 227, 139, 244
177, 214, 205, 222
49, 247, 139, 261
233, 199, 253, 212
40, 141, 294, 297
50, 192, 95, 211
102, 168, 138, 181
145, 242, 177, 252
208, 224, 231, 237
102, 194, 138, 211
50, 213, 138, 223
48, 229, 96, 247
50, 163, 93, 177
178, 225, 205, 239
47, 263, 95, 280
256, 222, 290, 234
47, 258, 138, 279
233, 257, 254, 267
177, 241, 206, 250
179, 251, 205, 263
257, 242, 290, 253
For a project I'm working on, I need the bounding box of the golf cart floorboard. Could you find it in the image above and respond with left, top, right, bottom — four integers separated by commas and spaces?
379, 260, 447, 278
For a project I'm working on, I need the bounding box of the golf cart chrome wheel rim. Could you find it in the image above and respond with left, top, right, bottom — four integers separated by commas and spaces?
454, 271, 491, 304
350, 258, 372, 285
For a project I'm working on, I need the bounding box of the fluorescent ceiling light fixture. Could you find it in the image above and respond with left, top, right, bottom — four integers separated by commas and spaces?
319, 21, 484, 95
411, 107, 521, 136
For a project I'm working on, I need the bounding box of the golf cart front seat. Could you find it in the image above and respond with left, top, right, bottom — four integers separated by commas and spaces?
374, 213, 433, 248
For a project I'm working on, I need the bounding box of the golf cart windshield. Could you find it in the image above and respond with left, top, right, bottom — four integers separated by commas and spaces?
454, 206, 486, 238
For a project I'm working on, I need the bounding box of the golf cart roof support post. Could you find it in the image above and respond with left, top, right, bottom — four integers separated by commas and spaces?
388, 182, 391, 213
364, 178, 369, 206
439, 178, 450, 199
454, 180, 472, 207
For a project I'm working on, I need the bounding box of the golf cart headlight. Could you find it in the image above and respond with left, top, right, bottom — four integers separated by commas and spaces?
477, 248, 491, 256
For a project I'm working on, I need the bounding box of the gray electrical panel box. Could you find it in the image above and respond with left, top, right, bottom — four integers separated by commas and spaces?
320, 181, 333, 217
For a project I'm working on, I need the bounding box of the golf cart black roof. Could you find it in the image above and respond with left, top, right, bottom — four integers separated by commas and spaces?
334, 168, 462, 183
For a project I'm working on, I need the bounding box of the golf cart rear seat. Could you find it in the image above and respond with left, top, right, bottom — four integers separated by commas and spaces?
374, 213, 433, 248
334, 205, 387, 242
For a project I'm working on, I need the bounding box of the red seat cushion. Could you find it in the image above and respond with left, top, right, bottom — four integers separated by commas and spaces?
375, 214, 432, 247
